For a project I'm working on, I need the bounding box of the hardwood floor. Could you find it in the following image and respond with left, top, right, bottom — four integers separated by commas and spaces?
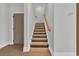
0, 44, 51, 56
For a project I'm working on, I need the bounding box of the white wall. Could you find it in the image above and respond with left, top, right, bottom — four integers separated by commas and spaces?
9, 3, 24, 44
0, 3, 24, 48
24, 3, 35, 52
54, 3, 76, 56
0, 4, 10, 48
9, 3, 24, 13
32, 3, 46, 23
45, 3, 54, 55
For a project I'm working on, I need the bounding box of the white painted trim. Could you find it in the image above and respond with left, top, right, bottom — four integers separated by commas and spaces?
30, 20, 35, 44
49, 47, 54, 56
75, 4, 76, 56
9, 41, 14, 45
23, 46, 30, 52
54, 52, 76, 56
0, 41, 9, 48
9, 12, 24, 46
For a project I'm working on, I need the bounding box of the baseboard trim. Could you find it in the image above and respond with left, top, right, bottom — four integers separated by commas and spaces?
0, 41, 9, 48
23, 46, 30, 52
49, 47, 54, 56
9, 40, 14, 45
54, 52, 76, 56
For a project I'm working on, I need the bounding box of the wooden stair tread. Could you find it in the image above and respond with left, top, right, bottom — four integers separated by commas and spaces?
33, 36, 47, 38
35, 26, 44, 27
33, 34, 47, 36
33, 34, 46, 36
33, 34, 47, 38
34, 29, 45, 30
33, 33, 46, 34
32, 38, 48, 42
35, 25, 45, 26
31, 42, 48, 46
35, 27, 45, 29
35, 29, 45, 30
35, 23, 44, 25
33, 32, 47, 38
31, 42, 48, 47
36, 23, 44, 24
35, 28, 45, 30
34, 32, 46, 33
34, 30, 45, 32
32, 38, 47, 40
35, 26, 45, 27
35, 26, 45, 28
35, 28, 45, 29
30, 48, 49, 52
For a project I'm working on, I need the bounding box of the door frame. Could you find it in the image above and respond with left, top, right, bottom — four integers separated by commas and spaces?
12, 12, 24, 45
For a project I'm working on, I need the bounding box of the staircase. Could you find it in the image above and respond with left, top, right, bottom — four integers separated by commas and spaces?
28, 22, 51, 56
31, 23, 48, 48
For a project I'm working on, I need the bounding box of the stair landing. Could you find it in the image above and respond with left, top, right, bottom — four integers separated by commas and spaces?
25, 48, 51, 56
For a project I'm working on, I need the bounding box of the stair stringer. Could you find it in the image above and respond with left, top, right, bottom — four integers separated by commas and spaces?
44, 21, 54, 56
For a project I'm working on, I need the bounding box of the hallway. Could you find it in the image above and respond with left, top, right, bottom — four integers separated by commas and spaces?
0, 3, 76, 56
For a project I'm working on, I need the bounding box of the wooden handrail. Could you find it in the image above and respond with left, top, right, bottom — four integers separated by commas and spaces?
44, 15, 51, 32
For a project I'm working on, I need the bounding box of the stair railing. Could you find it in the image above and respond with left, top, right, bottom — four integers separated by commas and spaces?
44, 14, 51, 32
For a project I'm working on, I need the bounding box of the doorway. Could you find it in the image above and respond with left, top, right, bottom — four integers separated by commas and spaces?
13, 13, 24, 44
